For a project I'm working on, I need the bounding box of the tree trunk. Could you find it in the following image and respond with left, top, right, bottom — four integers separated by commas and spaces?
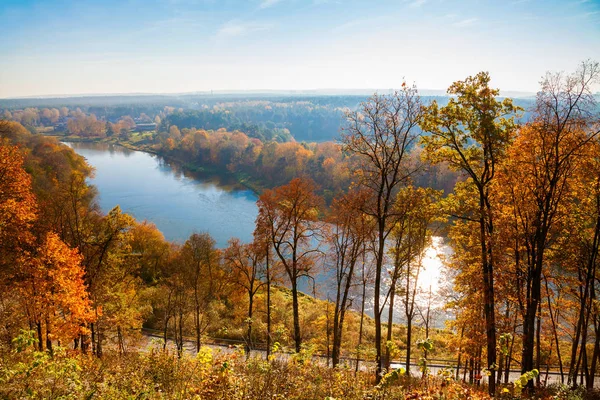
117, 326, 125, 355
332, 300, 341, 367
589, 322, 600, 390
36, 321, 43, 351
406, 315, 413, 376
247, 292, 253, 355
96, 324, 102, 357
45, 317, 53, 355
545, 276, 564, 383
163, 290, 172, 351
163, 316, 170, 351
177, 310, 184, 357
266, 245, 271, 360
505, 327, 516, 384
326, 301, 331, 367
374, 224, 385, 382
291, 278, 301, 353
385, 285, 396, 370
522, 239, 543, 393
355, 269, 366, 375
569, 260, 593, 385
536, 302, 542, 387
479, 194, 497, 395
456, 325, 465, 380
195, 289, 201, 353
469, 357, 474, 384
91, 322, 96, 355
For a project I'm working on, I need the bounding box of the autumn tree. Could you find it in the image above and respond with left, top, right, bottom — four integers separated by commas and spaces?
421, 72, 521, 394
341, 84, 422, 380
18, 232, 95, 352
562, 142, 600, 388
252, 222, 281, 358
496, 61, 600, 386
224, 238, 266, 353
128, 221, 171, 284
142, 235, 180, 351
0, 135, 95, 351
354, 245, 376, 374
442, 185, 489, 384
79, 206, 136, 356
67, 114, 106, 137
155, 250, 190, 356
0, 140, 38, 343
0, 140, 37, 276
169, 125, 182, 141
256, 177, 323, 352
387, 185, 440, 374
326, 189, 373, 367
181, 232, 222, 352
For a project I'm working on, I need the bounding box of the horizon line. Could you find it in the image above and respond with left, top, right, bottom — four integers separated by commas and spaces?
1, 87, 539, 101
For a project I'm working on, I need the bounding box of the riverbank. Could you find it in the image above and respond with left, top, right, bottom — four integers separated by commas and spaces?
54, 133, 266, 196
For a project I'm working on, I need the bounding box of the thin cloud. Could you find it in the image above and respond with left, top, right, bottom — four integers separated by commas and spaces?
408, 0, 427, 8
216, 20, 272, 38
259, 0, 282, 9
452, 17, 478, 27
568, 10, 600, 20
331, 15, 394, 33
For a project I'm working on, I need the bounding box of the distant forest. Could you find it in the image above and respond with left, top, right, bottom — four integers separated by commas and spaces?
0, 93, 536, 143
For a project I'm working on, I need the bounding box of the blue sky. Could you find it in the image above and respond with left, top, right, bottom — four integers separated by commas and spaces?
0, 0, 599, 97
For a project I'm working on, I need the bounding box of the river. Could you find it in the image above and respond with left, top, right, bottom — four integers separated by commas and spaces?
66, 142, 258, 247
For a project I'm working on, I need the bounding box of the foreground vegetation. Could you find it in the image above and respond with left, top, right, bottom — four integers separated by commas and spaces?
1, 332, 592, 399
0, 330, 545, 400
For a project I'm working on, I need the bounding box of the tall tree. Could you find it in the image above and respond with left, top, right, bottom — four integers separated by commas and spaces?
497, 61, 600, 387
326, 189, 373, 367
85, 206, 136, 357
181, 232, 221, 353
224, 238, 266, 354
341, 83, 422, 380
256, 177, 323, 353
389, 186, 440, 374
421, 72, 521, 394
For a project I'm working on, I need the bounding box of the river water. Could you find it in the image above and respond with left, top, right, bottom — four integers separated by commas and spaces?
66, 142, 259, 247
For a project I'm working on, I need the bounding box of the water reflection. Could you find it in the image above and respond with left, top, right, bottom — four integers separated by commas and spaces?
65, 142, 258, 247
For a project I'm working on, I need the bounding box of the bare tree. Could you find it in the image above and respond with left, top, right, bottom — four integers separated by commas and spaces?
341, 83, 423, 381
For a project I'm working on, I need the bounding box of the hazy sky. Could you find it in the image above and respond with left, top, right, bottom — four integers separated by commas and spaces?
1, 0, 599, 97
